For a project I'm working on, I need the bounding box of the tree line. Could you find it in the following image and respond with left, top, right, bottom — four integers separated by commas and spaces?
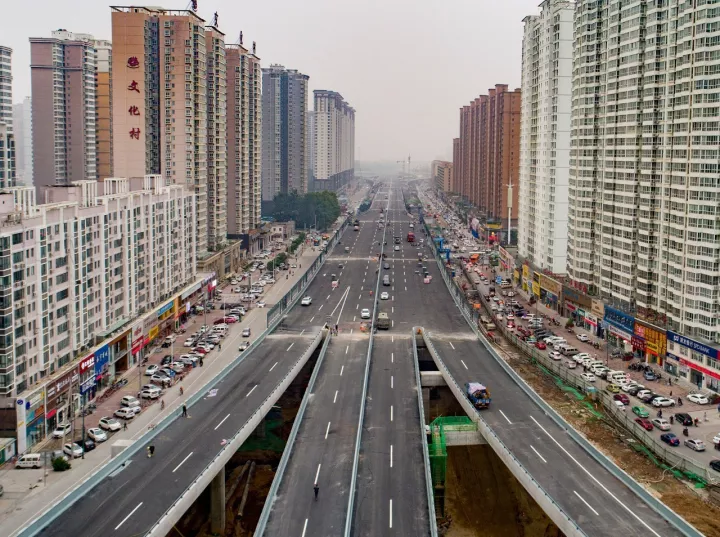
271, 191, 341, 231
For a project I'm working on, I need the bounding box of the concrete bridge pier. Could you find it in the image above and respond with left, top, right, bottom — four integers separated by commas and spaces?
210, 465, 226, 535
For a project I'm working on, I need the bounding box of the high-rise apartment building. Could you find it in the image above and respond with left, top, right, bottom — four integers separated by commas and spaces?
227, 41, 262, 239
519, 0, 573, 275
96, 40, 112, 180
307, 110, 315, 185
30, 30, 100, 191
313, 90, 355, 192
567, 1, 720, 386
431, 160, 453, 192
111, 6, 209, 256
205, 24, 227, 251
452, 138, 460, 193
13, 97, 33, 186
261, 65, 309, 203
0, 45, 15, 189
455, 85, 521, 240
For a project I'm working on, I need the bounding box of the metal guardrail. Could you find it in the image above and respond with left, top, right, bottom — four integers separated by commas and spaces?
254, 331, 332, 535
419, 328, 588, 537
17, 224, 342, 537
423, 222, 705, 537
411, 326, 439, 537
344, 196, 390, 537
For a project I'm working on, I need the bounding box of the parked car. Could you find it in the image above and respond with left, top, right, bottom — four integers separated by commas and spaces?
660, 433, 680, 446
632, 406, 650, 418
614, 394, 630, 405
685, 439, 706, 452
652, 396, 675, 407
140, 388, 161, 399
535, 341, 547, 350
564, 360, 577, 369
52, 423, 72, 439
675, 413, 694, 426
548, 351, 562, 361
114, 407, 137, 420
606, 384, 621, 394
145, 364, 159, 376
63, 443, 84, 458
688, 393, 710, 405
83, 439, 96, 452
581, 372, 596, 382
99, 417, 122, 431
121, 395, 141, 408
635, 418, 654, 431
87, 428, 108, 442
151, 374, 172, 386
644, 370, 658, 381
651, 418, 671, 431
576, 333, 590, 342
710, 460, 720, 473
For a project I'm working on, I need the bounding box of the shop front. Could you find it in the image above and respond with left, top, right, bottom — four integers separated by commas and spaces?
94, 345, 111, 390
604, 306, 635, 352
666, 330, 720, 391
632, 321, 667, 366
78, 352, 96, 402
44, 366, 79, 436
537, 274, 562, 313
561, 285, 592, 325
590, 299, 605, 339
16, 387, 45, 452
521, 265, 530, 293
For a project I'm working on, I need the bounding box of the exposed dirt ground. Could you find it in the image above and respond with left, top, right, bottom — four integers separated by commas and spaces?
493, 338, 720, 537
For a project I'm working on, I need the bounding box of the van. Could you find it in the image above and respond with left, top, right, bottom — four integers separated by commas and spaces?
383, 275, 391, 286
608, 371, 629, 384
559, 345, 579, 356
16, 453, 42, 469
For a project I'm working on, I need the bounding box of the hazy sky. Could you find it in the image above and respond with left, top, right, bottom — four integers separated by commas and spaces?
3, 0, 542, 162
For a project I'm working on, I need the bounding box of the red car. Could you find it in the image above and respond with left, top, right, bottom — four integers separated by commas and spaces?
635, 418, 654, 431
223, 316, 238, 324
614, 394, 630, 405
192, 347, 208, 355
535, 341, 547, 350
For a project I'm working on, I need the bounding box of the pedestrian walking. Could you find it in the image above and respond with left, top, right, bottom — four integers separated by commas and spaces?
123, 421, 128, 431
670, 416, 674, 425
182, 404, 188, 418
704, 411, 708, 422
670, 390, 672, 397
314, 484, 319, 500
678, 397, 683, 406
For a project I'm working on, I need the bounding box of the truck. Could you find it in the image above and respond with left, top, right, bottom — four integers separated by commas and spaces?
376, 312, 390, 330
465, 382, 491, 409
407, 231, 415, 243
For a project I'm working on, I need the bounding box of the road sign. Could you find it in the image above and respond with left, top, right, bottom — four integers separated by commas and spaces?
495, 275, 502, 284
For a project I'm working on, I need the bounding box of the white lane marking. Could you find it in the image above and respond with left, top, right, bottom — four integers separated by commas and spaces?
172, 451, 194, 473
346, 345, 349, 355
353, 316, 356, 322
115, 502, 143, 530
301, 519, 309, 537
531, 416, 662, 536
460, 360, 468, 370
300, 329, 305, 336
246, 385, 257, 398
356, 304, 359, 310
319, 305, 323, 310
310, 316, 315, 323
391, 336, 394, 343
214, 414, 231, 430
449, 342, 455, 350
286, 343, 295, 352
392, 307, 394, 313
574, 490, 599, 516
333, 390, 338, 403
530, 445, 547, 463
390, 444, 393, 468
391, 352, 394, 363
340, 365, 344, 376
404, 286, 407, 291
314, 463, 322, 484
350, 329, 353, 335
325, 422, 331, 439
499, 410, 513, 425
361, 286, 364, 291
390, 405, 394, 422
389, 499, 393, 528
391, 376, 394, 389
326, 295, 330, 300
269, 362, 278, 372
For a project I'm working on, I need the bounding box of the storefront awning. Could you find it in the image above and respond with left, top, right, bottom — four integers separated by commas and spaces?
46, 408, 57, 420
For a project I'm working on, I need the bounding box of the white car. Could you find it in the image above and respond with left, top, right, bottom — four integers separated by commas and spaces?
651, 418, 671, 431
99, 417, 122, 431
581, 372, 596, 382
63, 443, 84, 458
565, 360, 577, 369
549, 351, 562, 361
652, 396, 675, 407
713, 432, 720, 445
140, 388, 161, 399
576, 333, 590, 342
145, 364, 159, 376
301, 296, 312, 306
257, 301, 266, 308
264, 278, 276, 284
394, 245, 400, 251
380, 292, 390, 300
114, 407, 137, 420
52, 423, 72, 439
239, 341, 250, 352
87, 428, 108, 442
687, 393, 709, 405
622, 382, 643, 393
183, 337, 196, 347
685, 439, 706, 452
361, 308, 371, 319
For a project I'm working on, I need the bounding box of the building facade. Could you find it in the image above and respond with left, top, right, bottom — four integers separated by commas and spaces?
431, 160, 453, 192
226, 42, 262, 239
451, 138, 460, 193
111, 6, 209, 256
0, 46, 15, 189
313, 90, 355, 192
205, 25, 227, 252
567, 0, 720, 389
519, 0, 573, 275
261, 65, 309, 203
30, 30, 100, 192
96, 40, 112, 180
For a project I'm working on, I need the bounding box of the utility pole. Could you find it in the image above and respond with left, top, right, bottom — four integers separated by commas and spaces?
506, 182, 514, 247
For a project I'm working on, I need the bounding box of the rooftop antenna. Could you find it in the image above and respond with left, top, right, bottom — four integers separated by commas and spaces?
187, 0, 198, 12
253, 41, 257, 55
239, 31, 243, 45
211, 11, 218, 27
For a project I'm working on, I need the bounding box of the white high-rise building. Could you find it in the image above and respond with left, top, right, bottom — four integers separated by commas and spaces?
313, 90, 355, 192
13, 97, 33, 186
519, 0, 573, 275
0, 45, 15, 188
568, 1, 720, 385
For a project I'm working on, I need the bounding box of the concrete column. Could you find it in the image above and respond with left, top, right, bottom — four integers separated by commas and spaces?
210, 465, 226, 535
422, 387, 431, 424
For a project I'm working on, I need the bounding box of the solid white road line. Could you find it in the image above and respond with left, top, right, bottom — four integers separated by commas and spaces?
115, 502, 143, 530
391, 352, 394, 363
573, 490, 599, 516
389, 499, 393, 529
172, 451, 194, 473
300, 329, 305, 336
340, 365, 344, 376
269, 362, 278, 372
390, 405, 394, 422
333, 390, 338, 403
460, 360, 468, 370
530, 445, 547, 463
301, 519, 309, 537
346, 345, 349, 355
286, 343, 295, 352
326, 295, 330, 300
214, 414, 231, 431
391, 376, 394, 389
499, 410, 513, 425
392, 307, 394, 313
319, 305, 323, 310
530, 415, 662, 536
246, 385, 257, 398
325, 422, 331, 439
449, 342, 455, 350
314, 463, 322, 484
356, 304, 359, 310
390, 444, 393, 468
310, 316, 315, 323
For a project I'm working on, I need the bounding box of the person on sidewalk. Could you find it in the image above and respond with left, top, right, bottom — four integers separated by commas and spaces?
182, 404, 188, 418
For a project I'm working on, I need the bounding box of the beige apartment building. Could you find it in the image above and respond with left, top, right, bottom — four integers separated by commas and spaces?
96, 40, 112, 180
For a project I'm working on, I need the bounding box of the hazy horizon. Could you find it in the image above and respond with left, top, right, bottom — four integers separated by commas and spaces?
3, 0, 541, 162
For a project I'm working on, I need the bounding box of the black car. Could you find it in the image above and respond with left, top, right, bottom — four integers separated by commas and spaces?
83, 439, 96, 452
161, 355, 173, 366
675, 413, 693, 426
641, 392, 660, 403
710, 460, 720, 473
627, 385, 643, 396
